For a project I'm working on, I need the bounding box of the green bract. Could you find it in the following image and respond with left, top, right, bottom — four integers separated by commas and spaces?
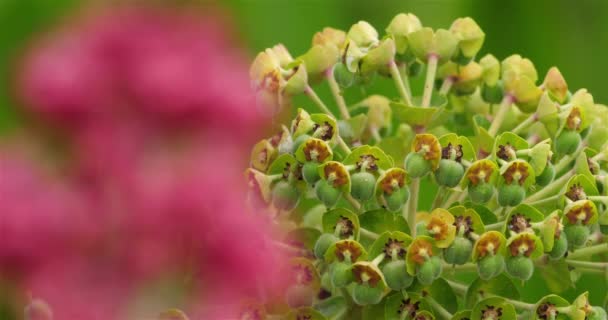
242, 12, 608, 320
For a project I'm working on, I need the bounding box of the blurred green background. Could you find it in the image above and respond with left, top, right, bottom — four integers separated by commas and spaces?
0, 0, 605, 308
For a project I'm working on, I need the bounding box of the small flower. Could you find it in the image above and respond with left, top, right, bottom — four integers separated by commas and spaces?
566, 107, 583, 131
536, 302, 558, 320
565, 200, 596, 225
334, 240, 364, 262
507, 213, 532, 234
441, 142, 464, 162
467, 160, 496, 186
475, 231, 504, 259
508, 233, 537, 257
453, 215, 474, 237
496, 143, 516, 161
543, 67, 568, 103
450, 17, 485, 62
398, 298, 421, 318
481, 305, 503, 320
335, 216, 355, 238
379, 169, 406, 195
352, 263, 382, 287
502, 161, 530, 186
413, 134, 442, 166
385, 13, 422, 55
565, 183, 587, 202
408, 237, 434, 265
324, 162, 350, 188
302, 139, 332, 163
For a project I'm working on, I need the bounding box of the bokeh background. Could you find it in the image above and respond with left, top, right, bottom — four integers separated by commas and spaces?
0, 0, 606, 315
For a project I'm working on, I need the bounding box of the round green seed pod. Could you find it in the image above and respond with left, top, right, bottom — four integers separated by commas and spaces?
381, 260, 414, 290
384, 187, 410, 212
334, 62, 355, 88
468, 182, 494, 203
416, 260, 436, 286
350, 171, 377, 201
314, 233, 339, 260
435, 159, 465, 187
302, 162, 320, 185
477, 254, 505, 280
285, 284, 314, 308
555, 130, 581, 155
430, 255, 443, 278
292, 134, 312, 153
272, 181, 300, 211
405, 152, 432, 178
505, 256, 534, 281
588, 306, 608, 320
351, 283, 384, 306
444, 237, 473, 265
497, 183, 526, 207
564, 224, 590, 249
331, 261, 354, 288
535, 162, 555, 187
548, 234, 568, 260
315, 180, 341, 208
481, 83, 504, 104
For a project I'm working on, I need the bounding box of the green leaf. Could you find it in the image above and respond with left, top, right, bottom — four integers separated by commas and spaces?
361, 298, 386, 320
314, 296, 347, 320
465, 274, 520, 308
377, 137, 411, 167
463, 202, 498, 224
411, 278, 459, 314
537, 260, 573, 294
359, 209, 410, 247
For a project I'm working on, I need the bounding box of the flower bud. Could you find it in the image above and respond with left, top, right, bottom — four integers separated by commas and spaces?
299, 44, 340, 81
543, 67, 568, 104
555, 130, 581, 155
347, 21, 379, 48
351, 262, 386, 305
450, 17, 485, 64
444, 236, 473, 265
408, 27, 459, 64
312, 27, 346, 50
480, 54, 500, 87
350, 171, 377, 201
333, 62, 355, 88
502, 54, 538, 82
286, 284, 315, 308
360, 38, 396, 76
314, 233, 339, 260
381, 260, 414, 290
477, 254, 505, 280
283, 63, 309, 96
385, 13, 422, 55
505, 256, 534, 281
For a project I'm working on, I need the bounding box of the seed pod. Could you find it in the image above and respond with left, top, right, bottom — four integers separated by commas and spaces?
548, 233, 568, 260
333, 62, 355, 88
314, 233, 339, 260
416, 259, 436, 285
351, 262, 386, 305
405, 152, 432, 178
302, 162, 320, 185
331, 261, 354, 288
497, 183, 526, 207
384, 187, 410, 212
505, 256, 534, 281
350, 171, 377, 201
555, 130, 581, 155
469, 183, 494, 203
477, 254, 505, 280
272, 181, 300, 211
444, 236, 473, 265
315, 179, 341, 208
351, 283, 384, 306
430, 255, 443, 278
286, 284, 315, 308
564, 224, 590, 248
381, 260, 414, 290
435, 159, 465, 187
535, 162, 555, 187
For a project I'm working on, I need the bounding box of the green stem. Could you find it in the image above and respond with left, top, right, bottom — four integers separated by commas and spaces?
511, 113, 538, 134
398, 62, 412, 98
567, 243, 608, 260
506, 298, 536, 311
554, 142, 586, 174
488, 95, 514, 137
305, 85, 336, 117
344, 192, 361, 212
426, 295, 453, 320
588, 196, 608, 205
326, 67, 350, 119
527, 194, 561, 206
406, 178, 420, 236
443, 262, 478, 272
360, 227, 380, 240
524, 170, 574, 203
337, 136, 352, 155
485, 221, 504, 231
431, 186, 446, 210
565, 259, 608, 270
389, 60, 413, 106
422, 54, 439, 107
444, 279, 468, 296
439, 77, 454, 96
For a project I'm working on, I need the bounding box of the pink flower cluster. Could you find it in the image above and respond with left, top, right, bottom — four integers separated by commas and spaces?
2, 5, 286, 319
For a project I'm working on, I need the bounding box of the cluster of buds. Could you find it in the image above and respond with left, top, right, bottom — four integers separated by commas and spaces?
245, 13, 608, 320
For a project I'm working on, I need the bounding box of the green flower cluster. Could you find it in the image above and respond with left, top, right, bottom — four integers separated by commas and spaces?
245, 13, 608, 320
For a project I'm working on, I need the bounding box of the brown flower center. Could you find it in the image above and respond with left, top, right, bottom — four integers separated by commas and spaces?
380, 170, 405, 195
335, 216, 355, 238
536, 303, 558, 320
303, 139, 330, 162
468, 161, 494, 186
410, 239, 434, 265
427, 216, 449, 241
566, 107, 582, 131
565, 183, 587, 202
357, 154, 380, 172
352, 264, 381, 287
508, 214, 531, 233
502, 162, 529, 186
496, 143, 516, 161
398, 298, 420, 318
442, 143, 464, 162
454, 215, 474, 236
292, 264, 314, 285
476, 233, 501, 258
335, 241, 363, 262
313, 122, 334, 141
383, 238, 406, 259
482, 305, 503, 320
324, 163, 348, 187
566, 201, 594, 225
509, 234, 536, 257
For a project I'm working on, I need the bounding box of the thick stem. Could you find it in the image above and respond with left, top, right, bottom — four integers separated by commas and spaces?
406, 178, 420, 236
422, 54, 439, 107
426, 296, 453, 320
488, 95, 513, 137
444, 279, 468, 296
389, 60, 413, 106
344, 193, 361, 212
431, 186, 445, 210
398, 62, 412, 98
567, 243, 608, 260
359, 227, 380, 240
554, 142, 587, 174
326, 67, 350, 119
485, 221, 505, 231
524, 170, 574, 203
511, 113, 538, 134
439, 77, 454, 96
305, 85, 336, 117
527, 194, 561, 206
565, 259, 608, 270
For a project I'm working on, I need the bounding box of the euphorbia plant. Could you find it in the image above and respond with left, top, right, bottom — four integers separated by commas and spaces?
244, 13, 608, 320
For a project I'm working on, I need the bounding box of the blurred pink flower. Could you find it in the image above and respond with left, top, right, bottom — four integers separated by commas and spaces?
6, 4, 287, 319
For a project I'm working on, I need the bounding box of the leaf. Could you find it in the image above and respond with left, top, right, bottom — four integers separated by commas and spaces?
359, 209, 410, 247
411, 278, 459, 314
361, 298, 386, 320
537, 260, 573, 294
377, 136, 410, 167
465, 274, 520, 308
314, 296, 347, 320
